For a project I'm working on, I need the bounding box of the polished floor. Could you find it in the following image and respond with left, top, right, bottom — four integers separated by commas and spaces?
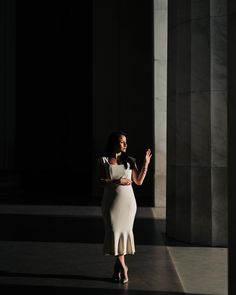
0, 205, 227, 294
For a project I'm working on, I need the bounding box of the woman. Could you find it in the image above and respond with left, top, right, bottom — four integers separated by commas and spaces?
97, 131, 152, 284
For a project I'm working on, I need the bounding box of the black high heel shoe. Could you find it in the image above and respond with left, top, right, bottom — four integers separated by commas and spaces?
120, 264, 129, 284
112, 261, 121, 283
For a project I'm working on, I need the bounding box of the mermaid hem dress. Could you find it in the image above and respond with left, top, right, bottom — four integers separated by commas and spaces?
99, 157, 137, 256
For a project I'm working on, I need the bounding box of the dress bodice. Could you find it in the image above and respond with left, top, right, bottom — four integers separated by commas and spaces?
101, 157, 132, 180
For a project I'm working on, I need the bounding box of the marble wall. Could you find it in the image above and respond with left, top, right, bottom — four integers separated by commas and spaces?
166, 0, 227, 246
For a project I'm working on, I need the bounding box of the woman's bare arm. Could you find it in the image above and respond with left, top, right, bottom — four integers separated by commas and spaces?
132, 149, 152, 186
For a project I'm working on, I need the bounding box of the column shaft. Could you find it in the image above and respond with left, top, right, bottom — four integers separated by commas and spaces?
167, 0, 227, 246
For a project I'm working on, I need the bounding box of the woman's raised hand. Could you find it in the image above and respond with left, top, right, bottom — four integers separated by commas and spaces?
144, 148, 152, 166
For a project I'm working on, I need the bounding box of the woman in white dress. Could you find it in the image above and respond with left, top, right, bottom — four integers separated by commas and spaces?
97, 131, 152, 284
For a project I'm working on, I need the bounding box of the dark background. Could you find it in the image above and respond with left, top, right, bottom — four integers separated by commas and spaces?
16, 1, 93, 203
1, 0, 154, 206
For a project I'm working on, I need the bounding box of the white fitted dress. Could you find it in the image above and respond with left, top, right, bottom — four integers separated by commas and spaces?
99, 157, 137, 256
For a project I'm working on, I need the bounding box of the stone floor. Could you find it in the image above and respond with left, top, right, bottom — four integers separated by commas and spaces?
0, 205, 227, 294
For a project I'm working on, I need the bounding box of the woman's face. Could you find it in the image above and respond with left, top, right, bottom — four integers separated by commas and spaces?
116, 135, 127, 153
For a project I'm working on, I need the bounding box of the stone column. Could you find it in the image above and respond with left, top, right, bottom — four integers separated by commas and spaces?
166, 0, 227, 246
228, 0, 236, 293
154, 0, 168, 212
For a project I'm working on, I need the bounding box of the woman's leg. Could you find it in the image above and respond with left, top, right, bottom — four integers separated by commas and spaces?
117, 254, 125, 268
112, 256, 121, 282
117, 255, 128, 283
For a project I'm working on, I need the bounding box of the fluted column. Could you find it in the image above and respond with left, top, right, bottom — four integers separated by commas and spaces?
167, 0, 227, 246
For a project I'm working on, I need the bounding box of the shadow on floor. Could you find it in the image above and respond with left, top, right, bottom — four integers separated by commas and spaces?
0, 271, 112, 283
0, 284, 213, 295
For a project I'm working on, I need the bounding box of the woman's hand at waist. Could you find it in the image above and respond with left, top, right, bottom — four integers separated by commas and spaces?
118, 177, 132, 185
